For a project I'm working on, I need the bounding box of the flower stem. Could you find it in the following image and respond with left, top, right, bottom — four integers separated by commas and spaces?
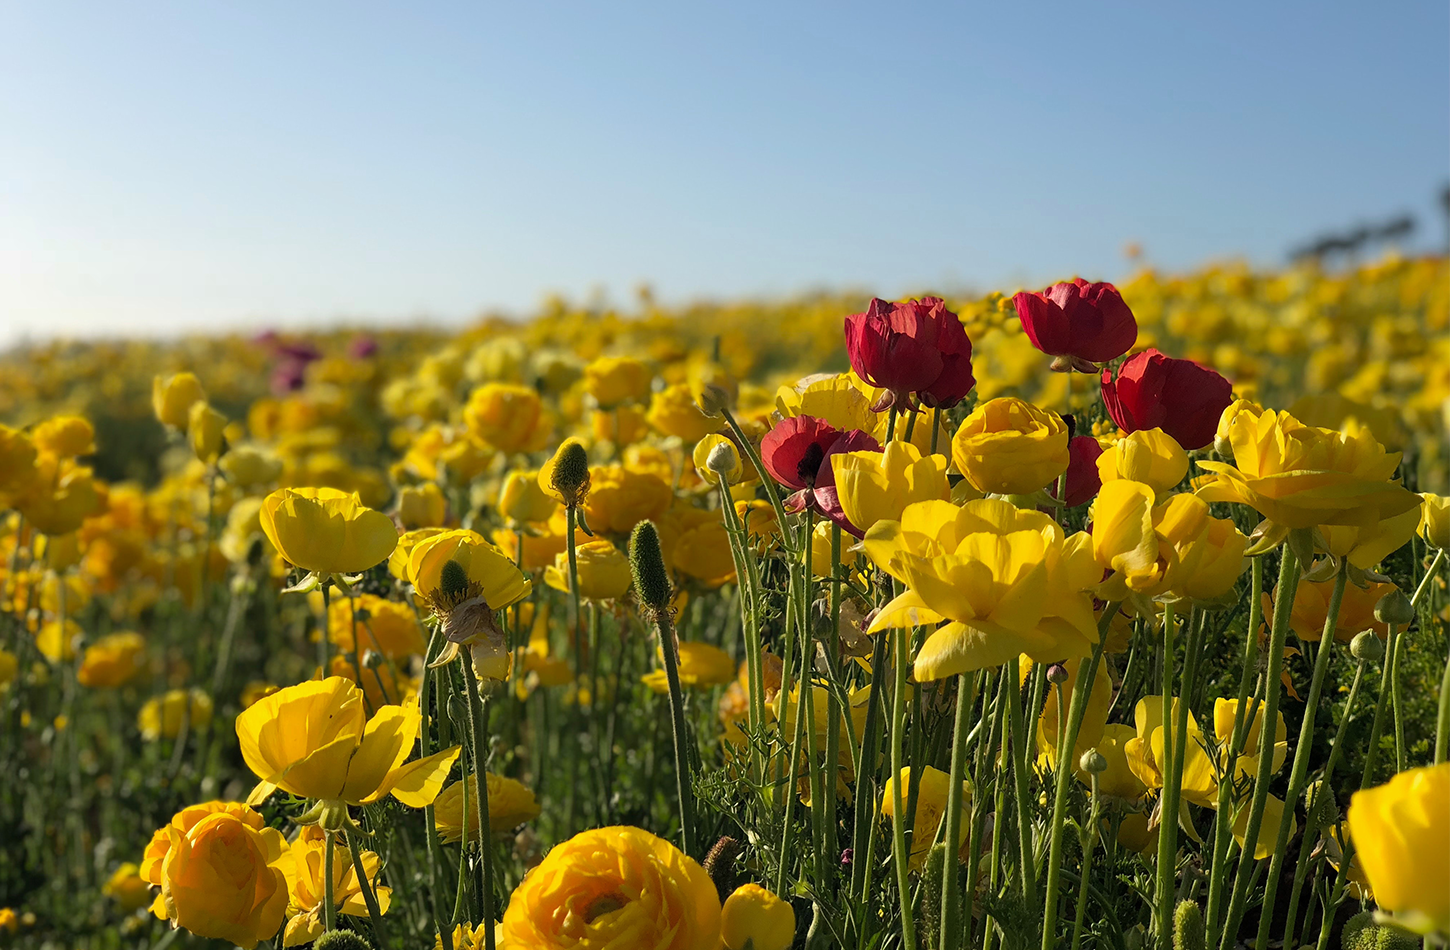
889, 626, 918, 950
1006, 660, 1038, 908
1253, 557, 1348, 950
1069, 773, 1102, 950
940, 670, 972, 949
1042, 605, 1116, 950
418, 625, 453, 950
319, 581, 332, 671
460, 658, 498, 950
851, 630, 889, 908
654, 603, 696, 857
1156, 604, 1190, 944
347, 828, 389, 948
1218, 544, 1301, 950
565, 506, 584, 679
323, 829, 338, 932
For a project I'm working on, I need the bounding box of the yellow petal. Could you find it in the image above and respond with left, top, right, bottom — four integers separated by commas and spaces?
378, 745, 463, 807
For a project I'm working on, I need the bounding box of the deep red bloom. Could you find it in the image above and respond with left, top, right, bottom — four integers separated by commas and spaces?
1100, 348, 1233, 450
1063, 435, 1105, 507
1014, 279, 1137, 366
844, 297, 975, 411
760, 414, 880, 532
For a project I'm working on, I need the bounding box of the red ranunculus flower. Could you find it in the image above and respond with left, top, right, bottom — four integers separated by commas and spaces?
1014, 279, 1137, 368
760, 415, 880, 531
844, 297, 975, 411
1063, 435, 1105, 507
1100, 348, 1233, 450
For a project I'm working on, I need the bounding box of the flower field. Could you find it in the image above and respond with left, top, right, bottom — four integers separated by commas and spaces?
0, 254, 1447, 950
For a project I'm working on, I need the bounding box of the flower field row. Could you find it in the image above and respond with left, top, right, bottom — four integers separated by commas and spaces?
0, 253, 1446, 950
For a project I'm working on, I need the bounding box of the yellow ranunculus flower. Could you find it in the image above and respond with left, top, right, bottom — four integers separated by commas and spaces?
1233, 793, 1296, 860
592, 405, 650, 446
396, 482, 448, 529
693, 433, 743, 486
880, 766, 972, 870
463, 383, 545, 453
951, 397, 1069, 496
325, 593, 425, 659
866, 498, 1100, 677
776, 372, 878, 435
1419, 493, 1450, 550
499, 825, 722, 949
259, 487, 399, 576
1123, 696, 1218, 808
282, 825, 391, 948
77, 631, 146, 688
545, 538, 632, 600
389, 526, 448, 581
832, 440, 950, 535
1319, 505, 1421, 570
1213, 698, 1287, 779
647, 382, 720, 443
18, 456, 104, 536
584, 355, 652, 407
1196, 407, 1422, 529
153, 372, 206, 429
155, 811, 290, 949
0, 425, 39, 505
188, 402, 227, 463
1346, 762, 1449, 935
1096, 428, 1188, 496
220, 444, 283, 488
138, 689, 214, 740
36, 617, 82, 663
408, 530, 531, 609
643, 641, 736, 693
673, 520, 738, 587
32, 415, 96, 457
102, 862, 151, 912
235, 676, 460, 807
806, 518, 857, 579
1286, 578, 1394, 643
140, 802, 268, 906
499, 469, 558, 524
1092, 482, 1245, 604
433, 773, 542, 843
584, 465, 672, 535
721, 883, 796, 950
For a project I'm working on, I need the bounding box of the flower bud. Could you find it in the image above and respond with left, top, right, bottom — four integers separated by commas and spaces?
1373, 589, 1414, 626
188, 401, 227, 463
542, 438, 591, 508
1080, 749, 1108, 774
315, 931, 373, 950
707, 441, 740, 479
1173, 900, 1206, 950
1349, 630, 1384, 663
1213, 432, 1235, 462
361, 649, 384, 670
695, 382, 732, 417
628, 520, 672, 614
1046, 663, 1070, 686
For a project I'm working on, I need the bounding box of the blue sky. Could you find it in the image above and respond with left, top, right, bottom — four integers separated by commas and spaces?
1, 2, 1446, 344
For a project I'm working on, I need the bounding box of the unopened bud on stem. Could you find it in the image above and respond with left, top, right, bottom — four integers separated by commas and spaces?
629, 521, 672, 615
1373, 589, 1414, 626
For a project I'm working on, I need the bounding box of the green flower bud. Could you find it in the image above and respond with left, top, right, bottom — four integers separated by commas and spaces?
549, 439, 591, 507
1172, 900, 1205, 950
1080, 749, 1108, 774
628, 520, 672, 614
1373, 589, 1414, 626
1349, 630, 1384, 663
315, 931, 374, 950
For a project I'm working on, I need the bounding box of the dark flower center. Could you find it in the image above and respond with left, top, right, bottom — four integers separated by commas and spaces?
796, 441, 826, 486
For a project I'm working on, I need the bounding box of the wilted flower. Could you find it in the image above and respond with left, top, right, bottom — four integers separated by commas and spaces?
407, 530, 531, 678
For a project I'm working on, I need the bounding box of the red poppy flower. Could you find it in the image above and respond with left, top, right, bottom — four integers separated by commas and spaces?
844, 297, 975, 411
1100, 348, 1233, 450
1014, 279, 1137, 368
760, 415, 880, 530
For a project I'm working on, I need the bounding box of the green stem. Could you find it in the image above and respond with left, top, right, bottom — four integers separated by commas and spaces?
1006, 662, 1039, 908
1206, 556, 1264, 936
319, 581, 332, 671
941, 671, 972, 949
1041, 605, 1116, 950
347, 828, 389, 948
1218, 545, 1301, 950
720, 407, 796, 557
890, 627, 919, 950
1069, 774, 1102, 950
851, 631, 889, 906
930, 407, 942, 456
1253, 558, 1348, 950
565, 506, 584, 680
418, 625, 453, 950
1154, 606, 1177, 945
323, 830, 338, 932
460, 659, 498, 950
655, 605, 696, 856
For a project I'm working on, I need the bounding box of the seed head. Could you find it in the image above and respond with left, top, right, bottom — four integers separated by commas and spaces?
549, 439, 591, 508
629, 520, 672, 614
